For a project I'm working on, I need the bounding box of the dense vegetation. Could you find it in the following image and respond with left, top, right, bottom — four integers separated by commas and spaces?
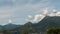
47, 28, 60, 34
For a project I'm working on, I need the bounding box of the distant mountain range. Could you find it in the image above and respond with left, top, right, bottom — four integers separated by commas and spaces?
34, 16, 60, 32
0, 16, 60, 34
0, 23, 20, 31
11, 16, 60, 33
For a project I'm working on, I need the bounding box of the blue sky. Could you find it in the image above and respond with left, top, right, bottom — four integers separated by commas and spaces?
0, 0, 60, 25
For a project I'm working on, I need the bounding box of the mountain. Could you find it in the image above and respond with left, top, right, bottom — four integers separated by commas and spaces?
0, 25, 3, 31
12, 16, 60, 34
33, 16, 60, 32
0, 23, 20, 31
0, 16, 60, 34
12, 22, 32, 31
3, 23, 20, 30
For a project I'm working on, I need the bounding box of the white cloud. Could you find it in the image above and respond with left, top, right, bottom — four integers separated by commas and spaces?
33, 14, 40, 22
8, 19, 12, 23
28, 15, 32, 20
48, 9, 60, 16
28, 14, 46, 23
56, 12, 60, 16
53, 9, 57, 12
42, 8, 48, 15
26, 8, 60, 23
26, 15, 33, 22
0, 0, 55, 25
32, 8, 48, 23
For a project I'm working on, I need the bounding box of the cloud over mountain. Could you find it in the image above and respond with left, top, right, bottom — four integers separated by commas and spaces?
0, 0, 59, 25
27, 8, 60, 23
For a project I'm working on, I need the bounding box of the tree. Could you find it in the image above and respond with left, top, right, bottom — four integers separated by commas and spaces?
2, 30, 11, 34
21, 22, 33, 34
47, 28, 60, 34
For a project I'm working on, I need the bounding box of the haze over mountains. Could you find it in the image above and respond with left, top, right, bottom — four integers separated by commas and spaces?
10, 9, 60, 33
9, 16, 60, 34
0, 8, 60, 33
0, 16, 60, 34
26, 8, 60, 23
0, 23, 20, 31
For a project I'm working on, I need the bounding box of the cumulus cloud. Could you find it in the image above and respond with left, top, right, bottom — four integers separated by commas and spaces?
26, 8, 48, 23
32, 8, 48, 23
26, 15, 33, 22
56, 12, 60, 16
43, 8, 48, 15
33, 14, 40, 22
28, 15, 32, 20
48, 9, 60, 16
27, 8, 60, 23
33, 14, 45, 23
8, 19, 12, 23
53, 9, 57, 12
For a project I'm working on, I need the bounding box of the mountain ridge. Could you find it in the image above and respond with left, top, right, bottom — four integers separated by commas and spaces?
11, 16, 60, 34
0, 16, 60, 34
